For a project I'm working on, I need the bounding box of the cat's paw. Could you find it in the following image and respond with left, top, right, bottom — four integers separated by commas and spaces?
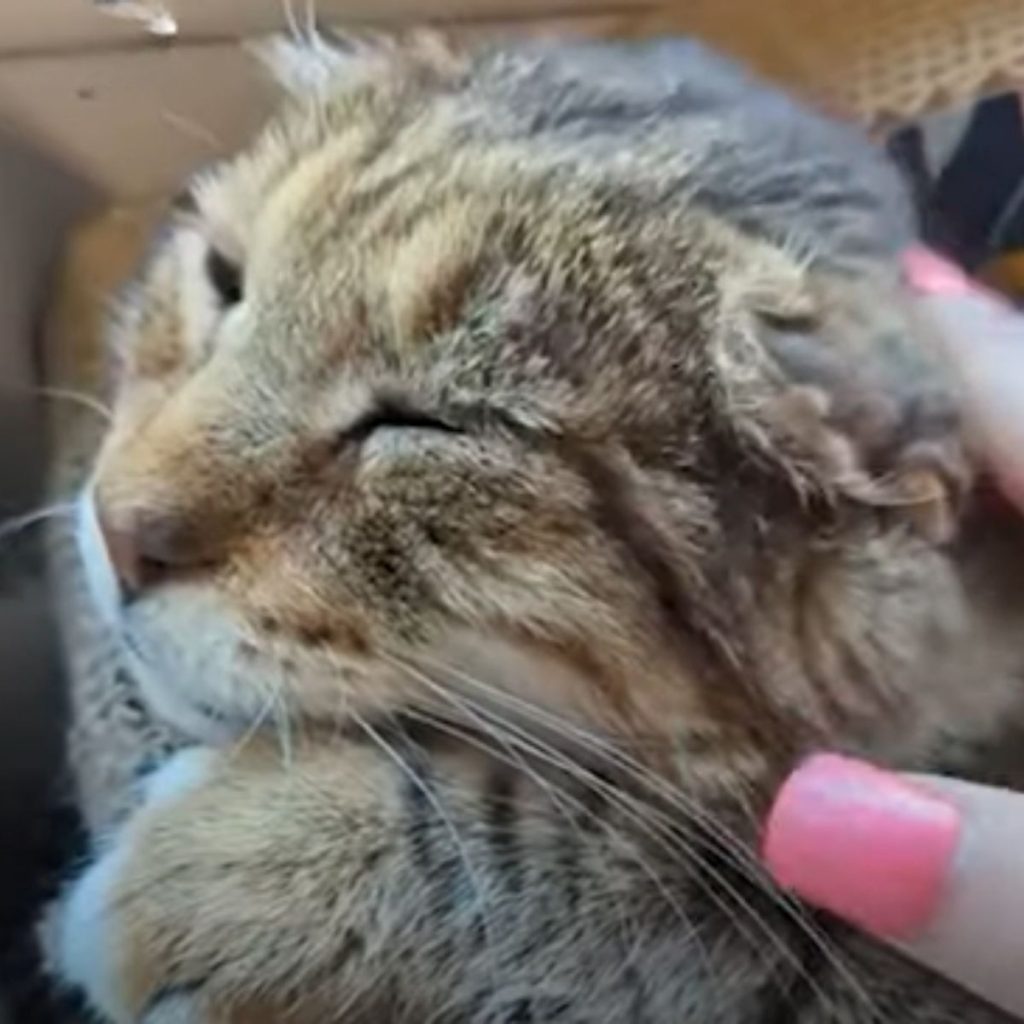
48, 748, 217, 1024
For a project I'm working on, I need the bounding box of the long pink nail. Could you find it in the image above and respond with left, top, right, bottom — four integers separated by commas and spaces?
902, 246, 973, 296
762, 753, 961, 938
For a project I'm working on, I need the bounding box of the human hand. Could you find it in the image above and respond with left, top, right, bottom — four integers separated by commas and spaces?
761, 250, 1024, 1019
904, 247, 1024, 510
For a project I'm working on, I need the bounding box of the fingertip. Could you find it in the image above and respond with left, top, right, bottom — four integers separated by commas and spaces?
902, 246, 1008, 311
762, 753, 961, 939
902, 246, 974, 297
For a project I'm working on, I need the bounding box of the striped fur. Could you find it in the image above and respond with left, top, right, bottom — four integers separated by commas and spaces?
42, 32, 1024, 1023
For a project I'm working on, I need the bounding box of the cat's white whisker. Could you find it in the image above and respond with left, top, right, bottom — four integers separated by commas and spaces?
281, 0, 302, 44
160, 110, 223, 152
348, 705, 501, 987
224, 684, 280, 766
33, 385, 113, 423
0, 501, 77, 545
383, 651, 660, 972
415, 649, 783, 880
386, 654, 747, 980
401, 651, 871, 1019
272, 687, 295, 770
397, 702, 689, 983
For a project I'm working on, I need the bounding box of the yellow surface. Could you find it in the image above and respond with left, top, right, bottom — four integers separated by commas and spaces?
643, 0, 1024, 126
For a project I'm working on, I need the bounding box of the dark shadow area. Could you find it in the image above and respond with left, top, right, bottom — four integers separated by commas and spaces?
0, 131, 98, 1021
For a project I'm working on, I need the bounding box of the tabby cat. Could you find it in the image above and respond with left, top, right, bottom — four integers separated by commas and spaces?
41, 31, 1024, 1023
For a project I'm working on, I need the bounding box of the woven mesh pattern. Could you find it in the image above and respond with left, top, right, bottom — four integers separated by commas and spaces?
640, 0, 1024, 125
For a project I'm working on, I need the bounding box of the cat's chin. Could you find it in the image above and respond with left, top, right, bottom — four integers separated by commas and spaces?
128, 655, 246, 746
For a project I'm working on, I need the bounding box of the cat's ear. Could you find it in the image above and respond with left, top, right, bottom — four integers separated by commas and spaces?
718, 253, 971, 543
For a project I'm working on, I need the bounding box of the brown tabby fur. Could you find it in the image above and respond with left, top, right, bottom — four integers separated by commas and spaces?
45, 30, 1024, 1023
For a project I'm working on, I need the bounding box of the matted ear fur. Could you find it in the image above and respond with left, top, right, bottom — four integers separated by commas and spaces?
718, 252, 970, 543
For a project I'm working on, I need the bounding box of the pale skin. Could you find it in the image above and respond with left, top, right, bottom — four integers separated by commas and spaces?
773, 265, 1024, 1020
906, 280, 1024, 1018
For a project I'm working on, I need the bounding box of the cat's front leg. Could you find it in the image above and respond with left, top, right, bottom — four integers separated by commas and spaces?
45, 734, 656, 1024
43, 741, 451, 1024
45, 747, 225, 1023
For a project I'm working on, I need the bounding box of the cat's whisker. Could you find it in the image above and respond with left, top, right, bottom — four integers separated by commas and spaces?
161, 110, 223, 152
224, 683, 279, 765
413, 649, 762, 856
413, 653, 814, 873
399, 709, 810, 1009
281, 0, 302, 44
411, 652, 760, 870
381, 652, 668, 974
416, 649, 796, 893
397, 703, 701, 984
33, 385, 113, 423
273, 687, 295, 770
347, 705, 501, 985
437, 706, 849, 1015
440, 658, 875, 1014
403, 652, 873, 1019
386, 654, 776, 983
0, 501, 77, 546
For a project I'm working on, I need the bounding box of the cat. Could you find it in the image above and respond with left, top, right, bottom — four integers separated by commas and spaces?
41, 29, 1024, 1023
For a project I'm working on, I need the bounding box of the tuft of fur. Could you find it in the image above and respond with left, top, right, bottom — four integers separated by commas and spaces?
44, 32, 1024, 1023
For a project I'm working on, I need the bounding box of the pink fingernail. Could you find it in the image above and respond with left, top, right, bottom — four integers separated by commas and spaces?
902, 245, 974, 296
762, 753, 961, 938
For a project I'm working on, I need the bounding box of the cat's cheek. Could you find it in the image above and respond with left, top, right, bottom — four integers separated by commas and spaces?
131, 660, 241, 745
48, 749, 217, 1024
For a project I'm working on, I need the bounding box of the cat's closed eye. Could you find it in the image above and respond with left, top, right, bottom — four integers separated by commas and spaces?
205, 247, 244, 307
343, 401, 463, 446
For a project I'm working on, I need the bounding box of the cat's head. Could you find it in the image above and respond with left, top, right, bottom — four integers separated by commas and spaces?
80, 32, 970, 793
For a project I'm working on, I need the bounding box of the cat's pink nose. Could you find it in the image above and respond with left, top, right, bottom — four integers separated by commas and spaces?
97, 504, 212, 598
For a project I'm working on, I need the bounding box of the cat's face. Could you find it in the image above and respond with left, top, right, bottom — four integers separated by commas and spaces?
79, 34, 962, 789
